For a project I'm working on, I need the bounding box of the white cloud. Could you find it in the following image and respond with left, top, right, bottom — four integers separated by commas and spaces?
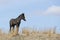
32, 5, 60, 16
44, 6, 60, 15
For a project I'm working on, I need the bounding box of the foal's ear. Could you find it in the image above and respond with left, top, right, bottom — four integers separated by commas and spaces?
22, 13, 24, 16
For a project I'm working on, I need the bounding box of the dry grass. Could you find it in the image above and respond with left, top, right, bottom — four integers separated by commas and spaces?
0, 29, 60, 40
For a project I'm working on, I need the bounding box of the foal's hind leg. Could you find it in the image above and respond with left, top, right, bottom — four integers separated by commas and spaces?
10, 24, 11, 32
10, 25, 14, 34
15, 25, 19, 35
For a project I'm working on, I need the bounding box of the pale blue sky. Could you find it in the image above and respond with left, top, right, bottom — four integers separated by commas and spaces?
0, 0, 60, 33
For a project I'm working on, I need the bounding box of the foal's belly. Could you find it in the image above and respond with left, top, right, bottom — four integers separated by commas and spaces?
11, 21, 19, 25
10, 19, 20, 26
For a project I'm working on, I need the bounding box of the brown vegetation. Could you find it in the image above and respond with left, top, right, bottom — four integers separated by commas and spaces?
0, 28, 60, 40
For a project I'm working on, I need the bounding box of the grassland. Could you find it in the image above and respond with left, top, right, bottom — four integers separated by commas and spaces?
0, 29, 60, 40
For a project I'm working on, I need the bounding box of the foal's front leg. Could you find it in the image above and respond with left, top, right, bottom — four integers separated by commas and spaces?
15, 25, 19, 35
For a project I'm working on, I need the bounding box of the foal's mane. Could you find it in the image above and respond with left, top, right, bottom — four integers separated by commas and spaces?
17, 13, 24, 19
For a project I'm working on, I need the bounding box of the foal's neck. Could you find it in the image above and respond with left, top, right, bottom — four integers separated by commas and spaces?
16, 15, 22, 21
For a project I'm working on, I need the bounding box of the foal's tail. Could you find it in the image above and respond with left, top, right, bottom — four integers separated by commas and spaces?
9, 24, 11, 32
9, 27, 11, 33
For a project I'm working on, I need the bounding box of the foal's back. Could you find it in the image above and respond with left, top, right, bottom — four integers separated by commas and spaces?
10, 19, 17, 25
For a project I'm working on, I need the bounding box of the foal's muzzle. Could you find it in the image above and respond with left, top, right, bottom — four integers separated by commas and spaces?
24, 19, 26, 21
23, 18, 26, 21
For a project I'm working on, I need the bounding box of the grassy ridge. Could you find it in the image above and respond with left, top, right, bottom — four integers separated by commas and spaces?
0, 29, 60, 40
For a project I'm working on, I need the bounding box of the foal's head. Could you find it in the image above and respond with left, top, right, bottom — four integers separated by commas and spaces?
19, 13, 26, 21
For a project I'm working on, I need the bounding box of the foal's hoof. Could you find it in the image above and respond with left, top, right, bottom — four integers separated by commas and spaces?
13, 33, 19, 36
15, 33, 19, 36
16, 33, 19, 35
